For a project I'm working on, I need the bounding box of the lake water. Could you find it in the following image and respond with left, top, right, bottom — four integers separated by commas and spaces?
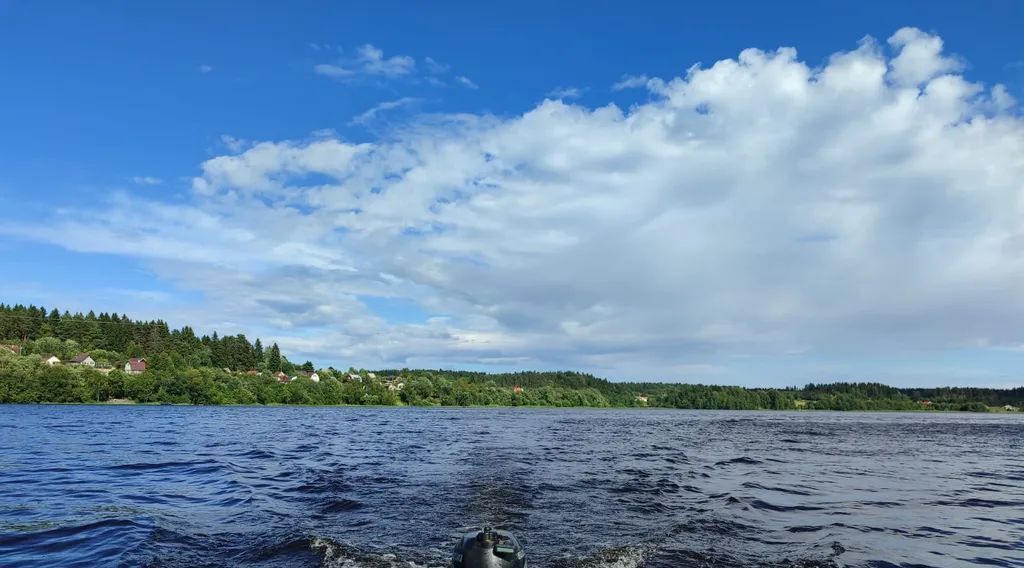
0, 406, 1021, 567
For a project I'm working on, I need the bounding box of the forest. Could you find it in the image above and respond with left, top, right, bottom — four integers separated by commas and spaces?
1, 303, 1022, 410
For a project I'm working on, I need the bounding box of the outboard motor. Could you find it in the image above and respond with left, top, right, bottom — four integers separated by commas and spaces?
452, 527, 526, 568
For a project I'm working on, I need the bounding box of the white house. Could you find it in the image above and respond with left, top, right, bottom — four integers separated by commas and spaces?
366, 372, 377, 380
125, 358, 147, 374
309, 372, 319, 383
42, 355, 61, 366
68, 353, 96, 367
1005, 405, 1019, 412
347, 373, 362, 382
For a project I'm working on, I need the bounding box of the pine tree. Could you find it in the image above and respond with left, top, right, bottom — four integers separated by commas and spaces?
267, 343, 282, 372
253, 339, 264, 369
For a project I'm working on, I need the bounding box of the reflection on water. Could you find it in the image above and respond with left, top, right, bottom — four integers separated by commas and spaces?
0, 406, 1021, 567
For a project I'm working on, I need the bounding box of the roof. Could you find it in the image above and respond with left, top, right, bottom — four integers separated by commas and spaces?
0, 344, 21, 355
126, 358, 147, 371
41, 353, 59, 360
70, 353, 92, 363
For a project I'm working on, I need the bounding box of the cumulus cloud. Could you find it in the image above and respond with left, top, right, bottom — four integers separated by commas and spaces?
130, 176, 163, 185
9, 28, 1024, 383
887, 27, 961, 86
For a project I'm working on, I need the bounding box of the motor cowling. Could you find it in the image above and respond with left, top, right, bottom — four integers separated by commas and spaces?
452, 527, 526, 568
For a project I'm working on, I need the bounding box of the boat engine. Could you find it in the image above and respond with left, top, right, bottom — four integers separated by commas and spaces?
452, 527, 526, 568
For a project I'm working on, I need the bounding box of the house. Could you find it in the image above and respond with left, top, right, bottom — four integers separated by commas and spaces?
245, 369, 260, 376
1004, 405, 1019, 412
347, 373, 362, 382
366, 372, 377, 380
68, 353, 96, 367
42, 354, 61, 366
296, 371, 320, 382
125, 358, 147, 374
274, 371, 291, 383
385, 380, 405, 392
512, 385, 524, 394
0, 344, 21, 356
635, 394, 649, 404
920, 400, 932, 407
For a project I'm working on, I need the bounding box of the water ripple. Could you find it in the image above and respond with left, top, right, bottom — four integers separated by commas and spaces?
0, 406, 1021, 567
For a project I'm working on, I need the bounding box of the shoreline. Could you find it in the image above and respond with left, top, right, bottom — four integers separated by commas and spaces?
1, 401, 1017, 413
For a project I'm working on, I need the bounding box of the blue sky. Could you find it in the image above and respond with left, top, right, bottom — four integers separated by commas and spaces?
2, 1, 1024, 386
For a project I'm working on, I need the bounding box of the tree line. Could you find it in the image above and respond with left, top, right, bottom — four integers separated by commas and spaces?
0, 303, 308, 373
1, 303, 1021, 410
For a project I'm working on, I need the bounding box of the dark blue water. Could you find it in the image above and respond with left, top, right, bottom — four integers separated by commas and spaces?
0, 406, 1022, 567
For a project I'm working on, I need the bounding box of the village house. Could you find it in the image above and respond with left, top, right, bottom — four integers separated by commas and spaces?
124, 358, 147, 375
347, 373, 362, 382
512, 385, 524, 394
1004, 405, 1019, 412
366, 372, 377, 380
42, 354, 61, 366
635, 394, 649, 404
0, 344, 21, 356
68, 353, 96, 367
296, 371, 320, 382
274, 371, 290, 383
385, 379, 405, 392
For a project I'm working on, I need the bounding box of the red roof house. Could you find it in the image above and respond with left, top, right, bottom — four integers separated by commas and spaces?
125, 358, 147, 374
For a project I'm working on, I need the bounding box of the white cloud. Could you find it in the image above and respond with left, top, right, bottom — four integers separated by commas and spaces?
887, 27, 961, 86
199, 64, 213, 73
10, 28, 1024, 383
456, 75, 478, 89
350, 97, 421, 126
547, 86, 586, 99
356, 44, 415, 77
314, 63, 354, 78
612, 74, 650, 90
312, 128, 339, 138
316, 44, 415, 80
130, 176, 163, 185
424, 56, 450, 74
219, 135, 247, 153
